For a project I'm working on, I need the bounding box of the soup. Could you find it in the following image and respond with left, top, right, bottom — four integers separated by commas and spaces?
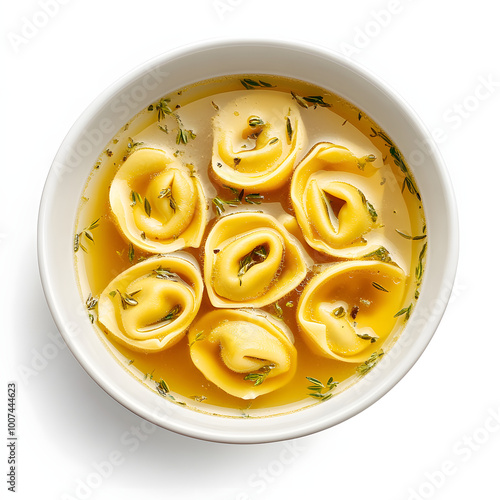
74, 75, 426, 417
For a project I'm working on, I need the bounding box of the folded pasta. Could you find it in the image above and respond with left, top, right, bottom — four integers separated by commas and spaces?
211, 91, 306, 190
109, 148, 207, 253
290, 142, 382, 258
188, 309, 297, 399
297, 261, 407, 363
98, 254, 203, 352
204, 212, 308, 308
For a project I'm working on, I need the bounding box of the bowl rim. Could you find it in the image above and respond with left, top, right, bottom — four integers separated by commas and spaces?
38, 37, 459, 444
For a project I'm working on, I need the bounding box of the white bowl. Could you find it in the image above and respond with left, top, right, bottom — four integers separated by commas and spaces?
38, 39, 458, 444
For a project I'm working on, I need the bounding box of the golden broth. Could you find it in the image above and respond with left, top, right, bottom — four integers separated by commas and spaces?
75, 75, 426, 417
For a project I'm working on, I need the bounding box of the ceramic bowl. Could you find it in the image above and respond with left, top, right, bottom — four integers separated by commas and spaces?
38, 39, 458, 443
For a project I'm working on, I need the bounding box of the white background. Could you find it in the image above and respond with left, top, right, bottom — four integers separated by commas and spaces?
2, 1, 499, 499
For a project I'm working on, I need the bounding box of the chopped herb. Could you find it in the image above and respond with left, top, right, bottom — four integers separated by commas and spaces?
285, 301, 294, 308
176, 128, 188, 145
372, 282, 389, 292
116, 289, 140, 309
306, 376, 338, 401
272, 302, 284, 319
189, 331, 206, 347
147, 104, 154, 111
396, 229, 427, 240
158, 187, 177, 212
363, 247, 392, 263
158, 124, 168, 134
358, 190, 378, 222
291, 91, 331, 108
74, 218, 100, 253
394, 303, 413, 321
357, 154, 377, 170
238, 245, 268, 284
290, 91, 308, 108
128, 359, 134, 365
127, 137, 144, 151
245, 192, 264, 204
269, 137, 279, 145
244, 365, 274, 386
416, 242, 427, 282
356, 331, 379, 343
156, 379, 170, 396
128, 243, 134, 263
144, 197, 152, 217
156, 98, 173, 121
108, 290, 117, 298
211, 101, 220, 111
233, 157, 241, 167
357, 350, 384, 375
88, 313, 95, 323
140, 231, 146, 240
248, 116, 265, 127
240, 78, 275, 90
160, 304, 182, 323
190, 395, 207, 402
332, 306, 346, 318
105, 149, 113, 157
86, 293, 98, 310
286, 116, 293, 141
131, 190, 143, 206
153, 266, 179, 281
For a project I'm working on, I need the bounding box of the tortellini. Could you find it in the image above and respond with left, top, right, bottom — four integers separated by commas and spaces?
290, 142, 382, 258
188, 309, 297, 399
109, 148, 207, 253
211, 91, 306, 190
98, 254, 203, 352
297, 261, 407, 363
204, 212, 308, 308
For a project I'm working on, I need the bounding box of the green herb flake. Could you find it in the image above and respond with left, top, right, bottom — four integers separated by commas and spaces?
238, 245, 268, 285
357, 350, 384, 375
156, 379, 170, 396
372, 282, 389, 292
396, 229, 427, 240
306, 376, 338, 401
160, 304, 182, 324
244, 365, 274, 386
332, 306, 346, 318
86, 293, 98, 310
144, 197, 152, 217
394, 303, 413, 321
286, 116, 293, 141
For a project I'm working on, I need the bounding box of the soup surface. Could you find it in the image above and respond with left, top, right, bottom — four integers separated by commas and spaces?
75, 75, 426, 417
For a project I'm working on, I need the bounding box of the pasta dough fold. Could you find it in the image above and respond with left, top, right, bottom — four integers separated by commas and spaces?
109, 148, 207, 253
297, 261, 406, 363
212, 91, 306, 190
290, 142, 381, 258
98, 254, 203, 352
188, 309, 297, 399
204, 212, 308, 307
